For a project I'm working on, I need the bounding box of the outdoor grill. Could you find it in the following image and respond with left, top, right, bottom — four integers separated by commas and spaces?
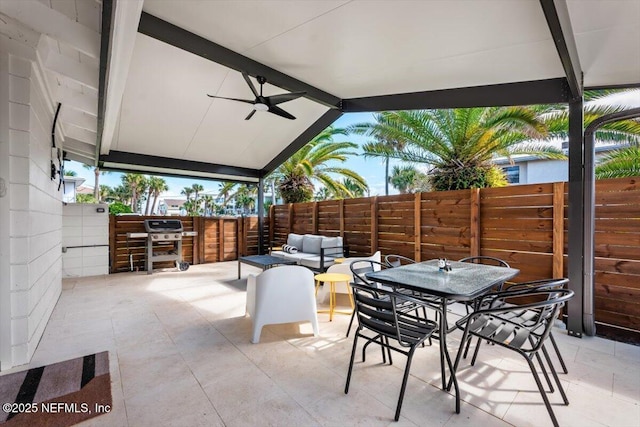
127, 219, 197, 274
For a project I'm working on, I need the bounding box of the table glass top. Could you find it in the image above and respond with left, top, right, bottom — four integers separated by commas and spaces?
366, 259, 519, 301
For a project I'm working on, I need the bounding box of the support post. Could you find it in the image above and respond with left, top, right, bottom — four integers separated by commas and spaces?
567, 96, 584, 337
257, 178, 264, 255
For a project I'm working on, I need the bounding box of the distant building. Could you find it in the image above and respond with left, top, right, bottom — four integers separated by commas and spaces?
494, 143, 624, 185
158, 198, 186, 216
62, 176, 86, 203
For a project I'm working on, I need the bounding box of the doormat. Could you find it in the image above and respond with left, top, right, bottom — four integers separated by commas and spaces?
0, 351, 112, 427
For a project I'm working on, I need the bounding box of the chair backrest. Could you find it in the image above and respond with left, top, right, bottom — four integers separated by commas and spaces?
349, 260, 388, 286
350, 282, 435, 347
459, 256, 510, 268
384, 254, 416, 268
476, 287, 573, 351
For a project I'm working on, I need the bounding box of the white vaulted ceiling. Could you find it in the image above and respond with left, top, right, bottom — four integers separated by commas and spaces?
3, 0, 639, 181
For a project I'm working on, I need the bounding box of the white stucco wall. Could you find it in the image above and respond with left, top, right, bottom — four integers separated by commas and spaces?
0, 40, 62, 369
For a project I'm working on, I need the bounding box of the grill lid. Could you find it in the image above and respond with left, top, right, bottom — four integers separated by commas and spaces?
144, 219, 183, 233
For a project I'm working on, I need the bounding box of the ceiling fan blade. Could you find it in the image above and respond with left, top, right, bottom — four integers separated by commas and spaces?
245, 110, 256, 121
268, 91, 307, 106
207, 94, 254, 104
268, 105, 296, 120
242, 72, 260, 98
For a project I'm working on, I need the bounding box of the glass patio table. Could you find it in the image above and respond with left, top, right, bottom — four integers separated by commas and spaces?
365, 259, 519, 414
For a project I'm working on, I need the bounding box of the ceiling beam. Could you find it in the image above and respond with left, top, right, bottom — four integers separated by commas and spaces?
99, 151, 261, 181
138, 12, 341, 109
64, 137, 97, 158
342, 78, 572, 112
98, 0, 144, 156
96, 0, 114, 165
539, 0, 583, 100
0, 0, 100, 58
261, 109, 343, 176
55, 87, 98, 116
61, 109, 97, 132
65, 125, 97, 145
45, 50, 99, 89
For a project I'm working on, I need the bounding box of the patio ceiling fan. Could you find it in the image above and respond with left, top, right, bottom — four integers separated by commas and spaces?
207, 72, 306, 120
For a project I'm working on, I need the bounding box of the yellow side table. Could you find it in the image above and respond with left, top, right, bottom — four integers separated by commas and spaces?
314, 272, 354, 321
333, 258, 346, 264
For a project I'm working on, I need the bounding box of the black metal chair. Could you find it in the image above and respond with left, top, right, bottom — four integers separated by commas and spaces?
345, 260, 390, 337
463, 278, 571, 376
450, 286, 574, 427
345, 281, 438, 421
384, 254, 417, 268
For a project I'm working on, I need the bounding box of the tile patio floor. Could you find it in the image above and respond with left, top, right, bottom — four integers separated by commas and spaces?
4, 262, 639, 427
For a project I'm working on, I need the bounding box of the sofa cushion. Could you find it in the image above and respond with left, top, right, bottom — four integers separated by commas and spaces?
299, 255, 336, 270
302, 234, 323, 254
321, 236, 343, 256
287, 233, 304, 250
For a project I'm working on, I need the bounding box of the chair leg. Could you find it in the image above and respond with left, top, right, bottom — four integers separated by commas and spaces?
549, 332, 569, 374
394, 346, 417, 421
345, 332, 360, 394
470, 336, 483, 366
542, 344, 569, 405
346, 310, 356, 337
525, 356, 561, 427
530, 336, 554, 393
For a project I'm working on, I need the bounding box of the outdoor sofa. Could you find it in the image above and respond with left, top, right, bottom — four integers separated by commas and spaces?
270, 233, 348, 272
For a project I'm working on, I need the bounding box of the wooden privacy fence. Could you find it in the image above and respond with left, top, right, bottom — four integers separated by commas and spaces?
109, 216, 267, 273
269, 177, 640, 342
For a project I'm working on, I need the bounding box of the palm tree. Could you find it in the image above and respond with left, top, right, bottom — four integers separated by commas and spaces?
350, 117, 409, 195
336, 178, 368, 198
596, 146, 640, 178
64, 170, 77, 176
146, 177, 168, 215
234, 185, 257, 214
354, 108, 563, 191
122, 173, 148, 212
181, 187, 194, 201
191, 183, 204, 204
218, 182, 238, 207
314, 187, 332, 201
83, 164, 110, 201
389, 165, 418, 194
201, 194, 216, 216
99, 185, 111, 202
111, 185, 132, 205
271, 126, 367, 203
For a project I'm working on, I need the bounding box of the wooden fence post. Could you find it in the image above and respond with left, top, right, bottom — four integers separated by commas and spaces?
288, 203, 294, 234
470, 188, 480, 257
199, 217, 205, 263
218, 218, 224, 262
414, 193, 421, 262
269, 205, 275, 245
339, 199, 345, 238
371, 196, 378, 254
192, 217, 200, 265
553, 182, 565, 278
237, 217, 244, 258
312, 202, 319, 235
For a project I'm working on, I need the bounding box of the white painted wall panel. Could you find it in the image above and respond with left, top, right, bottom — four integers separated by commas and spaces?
62, 203, 109, 278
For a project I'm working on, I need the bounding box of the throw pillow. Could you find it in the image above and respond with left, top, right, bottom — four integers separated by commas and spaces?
282, 244, 298, 254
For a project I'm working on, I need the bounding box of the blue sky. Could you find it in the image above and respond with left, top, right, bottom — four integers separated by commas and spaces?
66, 112, 400, 198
